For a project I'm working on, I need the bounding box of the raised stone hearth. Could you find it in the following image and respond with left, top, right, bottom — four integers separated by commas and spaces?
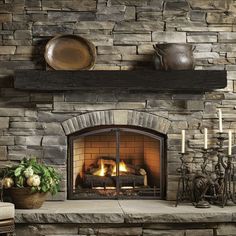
15, 200, 236, 236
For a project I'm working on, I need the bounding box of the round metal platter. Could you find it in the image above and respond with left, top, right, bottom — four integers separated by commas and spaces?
44, 34, 96, 70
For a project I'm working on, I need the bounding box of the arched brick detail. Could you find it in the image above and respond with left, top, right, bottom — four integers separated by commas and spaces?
62, 110, 171, 135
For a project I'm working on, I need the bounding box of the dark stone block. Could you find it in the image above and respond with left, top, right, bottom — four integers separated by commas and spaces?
0, 75, 14, 87
29, 13, 48, 22
96, 6, 126, 21
164, 1, 189, 11
43, 146, 67, 160
25, 0, 41, 8
77, 12, 96, 21
3, 39, 32, 46
110, 0, 148, 6
0, 61, 38, 70
43, 157, 66, 165
48, 12, 96, 22
2, 22, 31, 30
42, 0, 97, 11
32, 25, 74, 37
190, 10, 206, 22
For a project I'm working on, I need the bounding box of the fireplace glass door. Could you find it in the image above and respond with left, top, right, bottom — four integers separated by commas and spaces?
68, 127, 165, 199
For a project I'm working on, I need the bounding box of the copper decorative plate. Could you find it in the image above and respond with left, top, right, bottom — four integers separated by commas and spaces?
44, 34, 96, 70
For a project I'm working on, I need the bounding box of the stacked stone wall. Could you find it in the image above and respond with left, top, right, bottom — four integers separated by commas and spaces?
0, 0, 236, 201
0, 0, 236, 71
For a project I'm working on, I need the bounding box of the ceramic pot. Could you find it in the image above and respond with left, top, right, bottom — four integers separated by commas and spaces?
153, 43, 195, 70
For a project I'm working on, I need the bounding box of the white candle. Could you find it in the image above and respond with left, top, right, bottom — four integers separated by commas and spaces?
181, 130, 185, 153
204, 128, 208, 149
228, 130, 232, 155
218, 109, 223, 133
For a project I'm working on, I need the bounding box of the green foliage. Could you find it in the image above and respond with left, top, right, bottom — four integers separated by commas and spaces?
0, 157, 61, 195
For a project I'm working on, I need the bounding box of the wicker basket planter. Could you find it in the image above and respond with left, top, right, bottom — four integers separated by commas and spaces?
9, 188, 48, 209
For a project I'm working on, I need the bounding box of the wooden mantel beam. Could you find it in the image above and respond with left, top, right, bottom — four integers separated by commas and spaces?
14, 70, 227, 91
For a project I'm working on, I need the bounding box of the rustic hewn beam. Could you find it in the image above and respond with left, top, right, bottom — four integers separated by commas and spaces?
14, 70, 227, 91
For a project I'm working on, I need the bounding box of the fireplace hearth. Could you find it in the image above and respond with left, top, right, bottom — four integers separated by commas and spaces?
68, 126, 166, 199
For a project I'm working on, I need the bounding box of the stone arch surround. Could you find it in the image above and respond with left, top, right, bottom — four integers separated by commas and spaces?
62, 109, 171, 136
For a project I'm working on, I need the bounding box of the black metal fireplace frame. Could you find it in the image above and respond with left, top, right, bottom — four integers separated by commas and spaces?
67, 125, 167, 200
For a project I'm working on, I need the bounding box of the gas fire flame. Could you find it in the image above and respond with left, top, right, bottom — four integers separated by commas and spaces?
112, 161, 128, 175
96, 159, 106, 176
95, 160, 128, 177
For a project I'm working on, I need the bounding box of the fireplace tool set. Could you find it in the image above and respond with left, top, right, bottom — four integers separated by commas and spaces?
176, 132, 236, 208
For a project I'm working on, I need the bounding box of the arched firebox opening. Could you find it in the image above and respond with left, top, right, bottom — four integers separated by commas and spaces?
68, 125, 166, 199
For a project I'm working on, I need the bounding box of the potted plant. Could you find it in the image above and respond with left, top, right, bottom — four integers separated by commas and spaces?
0, 157, 61, 209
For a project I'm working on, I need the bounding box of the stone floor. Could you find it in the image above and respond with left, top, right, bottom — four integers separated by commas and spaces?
15, 200, 236, 224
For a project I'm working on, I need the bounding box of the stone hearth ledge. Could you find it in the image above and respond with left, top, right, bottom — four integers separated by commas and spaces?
15, 200, 236, 224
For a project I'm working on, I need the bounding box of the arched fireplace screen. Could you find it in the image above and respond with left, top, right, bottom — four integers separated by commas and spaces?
68, 126, 166, 199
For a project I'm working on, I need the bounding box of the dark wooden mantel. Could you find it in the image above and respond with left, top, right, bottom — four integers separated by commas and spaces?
14, 70, 227, 91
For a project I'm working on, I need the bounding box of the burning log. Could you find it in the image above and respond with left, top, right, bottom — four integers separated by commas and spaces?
84, 174, 145, 188
123, 164, 136, 175
114, 175, 145, 187
88, 157, 138, 176
84, 157, 147, 187
91, 167, 107, 176
84, 174, 114, 187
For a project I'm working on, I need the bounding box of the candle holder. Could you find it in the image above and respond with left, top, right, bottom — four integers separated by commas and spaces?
215, 133, 227, 182
220, 154, 236, 207
214, 132, 228, 206
210, 132, 236, 207
193, 148, 212, 208
175, 152, 192, 207
176, 131, 236, 208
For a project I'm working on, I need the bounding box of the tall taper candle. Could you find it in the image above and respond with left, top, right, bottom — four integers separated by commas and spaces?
218, 109, 223, 133
181, 130, 185, 153
228, 130, 232, 155
204, 128, 208, 149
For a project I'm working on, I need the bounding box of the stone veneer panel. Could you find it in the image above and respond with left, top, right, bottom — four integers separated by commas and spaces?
0, 0, 235, 202
0, 0, 235, 71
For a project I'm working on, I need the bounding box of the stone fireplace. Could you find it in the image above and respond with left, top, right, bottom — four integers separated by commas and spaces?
0, 0, 234, 205
1, 0, 236, 234
68, 125, 165, 199
62, 109, 169, 200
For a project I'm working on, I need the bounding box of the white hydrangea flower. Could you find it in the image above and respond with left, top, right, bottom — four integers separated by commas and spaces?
24, 166, 34, 178
27, 174, 41, 187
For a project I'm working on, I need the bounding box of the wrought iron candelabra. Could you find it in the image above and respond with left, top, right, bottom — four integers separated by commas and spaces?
175, 152, 193, 207
176, 132, 236, 208
215, 133, 236, 207
193, 148, 212, 208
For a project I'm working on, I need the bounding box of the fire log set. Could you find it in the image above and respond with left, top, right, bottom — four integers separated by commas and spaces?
83, 157, 148, 189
